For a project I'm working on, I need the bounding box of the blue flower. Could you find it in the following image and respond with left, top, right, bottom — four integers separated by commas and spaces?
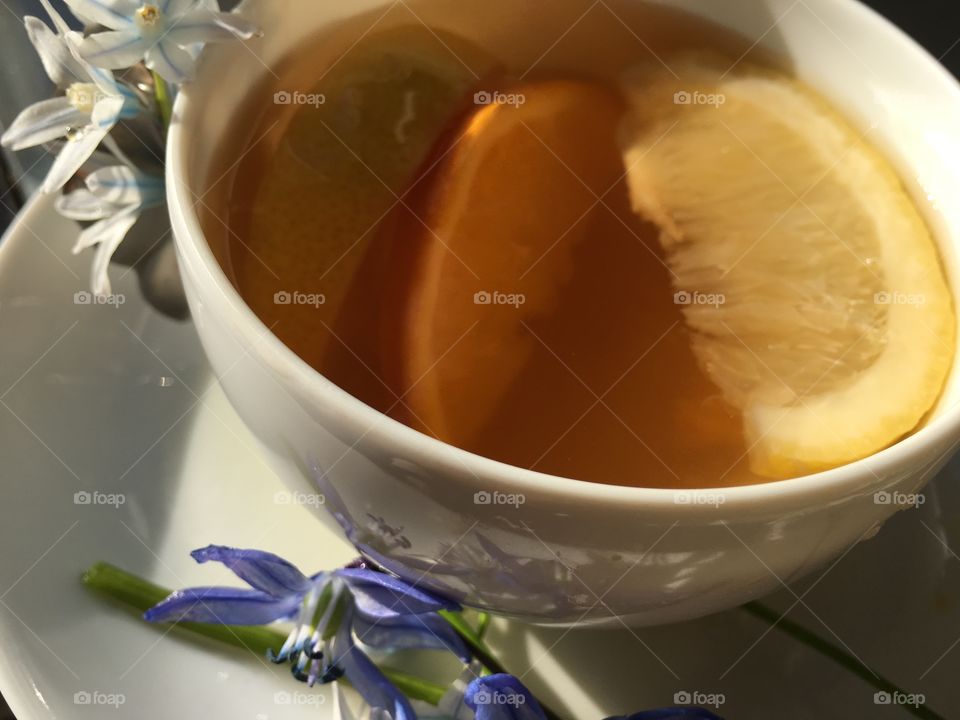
145, 546, 470, 720
465, 674, 548, 720
143, 546, 725, 720
461, 674, 725, 720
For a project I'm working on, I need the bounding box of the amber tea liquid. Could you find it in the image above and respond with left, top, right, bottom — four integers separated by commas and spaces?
207, 0, 810, 489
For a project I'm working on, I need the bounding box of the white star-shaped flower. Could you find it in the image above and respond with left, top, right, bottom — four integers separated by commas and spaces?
0, 5, 141, 193
57, 164, 164, 295
68, 0, 261, 84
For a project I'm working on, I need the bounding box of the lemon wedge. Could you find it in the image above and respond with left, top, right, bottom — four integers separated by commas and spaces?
619, 59, 955, 477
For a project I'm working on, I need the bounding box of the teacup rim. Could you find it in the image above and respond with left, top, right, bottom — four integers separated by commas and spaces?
167, 0, 960, 512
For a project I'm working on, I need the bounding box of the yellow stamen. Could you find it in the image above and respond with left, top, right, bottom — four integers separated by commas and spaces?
135, 4, 161, 28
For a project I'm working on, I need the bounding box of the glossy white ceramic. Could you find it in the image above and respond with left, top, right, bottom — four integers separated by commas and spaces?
167, 0, 960, 625
4, 194, 960, 719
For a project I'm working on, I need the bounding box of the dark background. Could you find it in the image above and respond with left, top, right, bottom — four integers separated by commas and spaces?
0, 0, 958, 717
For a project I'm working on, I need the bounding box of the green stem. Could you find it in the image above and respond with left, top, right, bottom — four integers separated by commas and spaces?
440, 609, 496, 660
743, 602, 945, 720
381, 667, 447, 706
152, 71, 173, 130
475, 611, 491, 640
82, 562, 284, 656
81, 563, 447, 706
442, 611, 567, 720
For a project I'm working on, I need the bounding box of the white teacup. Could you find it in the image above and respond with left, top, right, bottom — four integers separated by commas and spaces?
168, 0, 960, 626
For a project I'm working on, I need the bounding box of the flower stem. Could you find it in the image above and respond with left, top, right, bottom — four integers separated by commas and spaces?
82, 562, 284, 655
152, 71, 173, 130
743, 601, 946, 720
442, 611, 567, 720
440, 609, 496, 659
476, 611, 491, 640
81, 562, 447, 706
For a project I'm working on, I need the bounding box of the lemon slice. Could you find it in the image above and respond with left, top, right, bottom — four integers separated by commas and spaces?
619, 59, 955, 477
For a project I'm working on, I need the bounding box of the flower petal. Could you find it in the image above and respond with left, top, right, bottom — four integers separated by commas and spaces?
190, 545, 313, 597
1, 98, 85, 152
465, 675, 547, 720
333, 684, 360, 720
63, 0, 138, 30
80, 30, 152, 68
86, 165, 164, 207
336, 567, 460, 620
144, 586, 302, 625
334, 616, 417, 720
56, 188, 119, 220
164, 0, 214, 16
145, 40, 196, 84
423, 663, 482, 720
76, 49, 125, 97
165, 9, 261, 45
41, 96, 124, 193
353, 611, 471, 662
24, 16, 87, 85
87, 205, 142, 296
44, 132, 107, 193
91, 93, 125, 130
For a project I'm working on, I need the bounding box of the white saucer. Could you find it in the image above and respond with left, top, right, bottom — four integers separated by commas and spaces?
1, 193, 959, 719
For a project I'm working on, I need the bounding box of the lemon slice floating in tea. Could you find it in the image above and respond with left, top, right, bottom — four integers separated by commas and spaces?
620, 59, 955, 477
394, 80, 630, 450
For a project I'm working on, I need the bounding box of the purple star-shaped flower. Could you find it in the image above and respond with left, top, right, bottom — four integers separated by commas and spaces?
145, 546, 469, 720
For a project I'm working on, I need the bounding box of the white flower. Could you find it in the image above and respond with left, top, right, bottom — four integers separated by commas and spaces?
0, 1, 141, 193
56, 164, 164, 295
69, 0, 261, 84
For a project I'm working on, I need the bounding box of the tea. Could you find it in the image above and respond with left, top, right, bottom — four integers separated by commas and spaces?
207, 0, 953, 488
